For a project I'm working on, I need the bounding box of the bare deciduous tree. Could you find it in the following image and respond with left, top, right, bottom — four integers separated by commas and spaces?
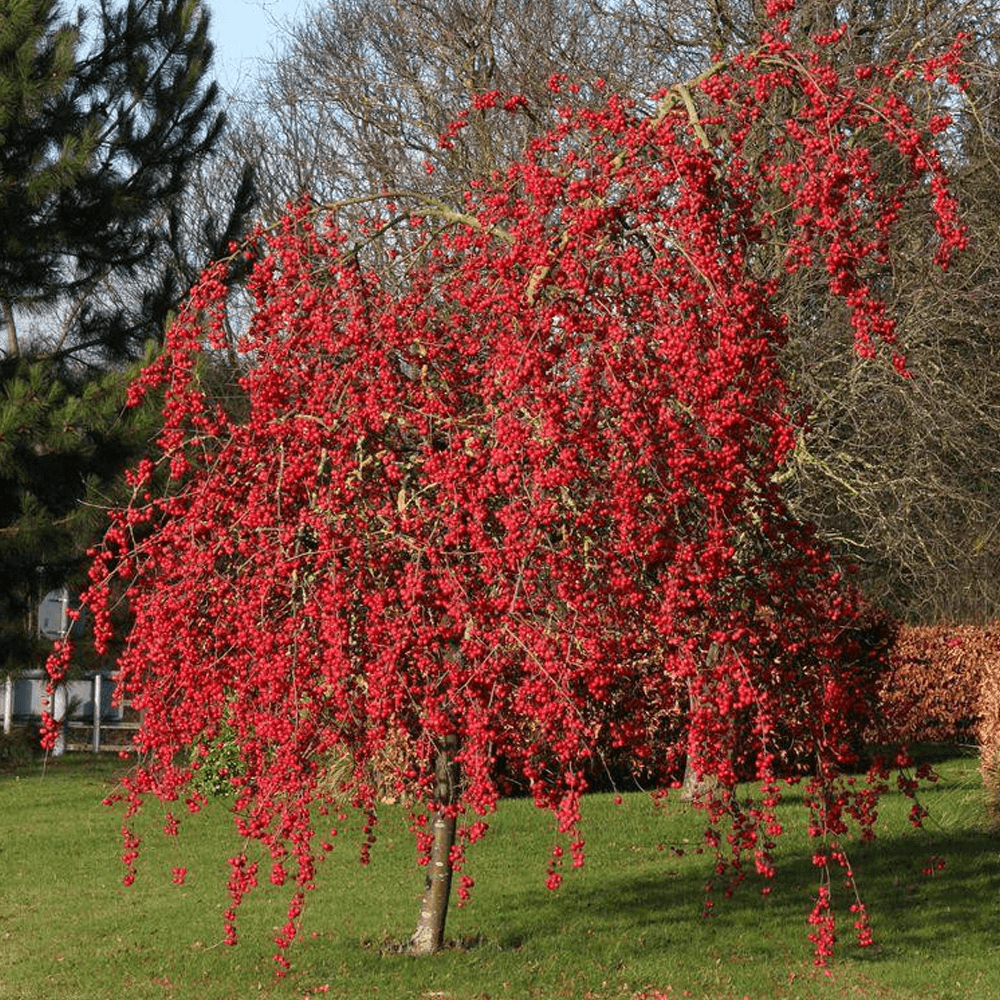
231, 0, 666, 214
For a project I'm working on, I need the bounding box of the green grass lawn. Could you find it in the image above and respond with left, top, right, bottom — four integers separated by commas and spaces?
1, 749, 997, 1000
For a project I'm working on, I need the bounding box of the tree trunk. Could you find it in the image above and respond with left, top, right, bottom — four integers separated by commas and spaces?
680, 643, 723, 804
408, 734, 459, 955
680, 753, 720, 803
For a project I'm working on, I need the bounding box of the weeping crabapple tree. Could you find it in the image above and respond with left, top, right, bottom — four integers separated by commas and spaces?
45, 2, 967, 970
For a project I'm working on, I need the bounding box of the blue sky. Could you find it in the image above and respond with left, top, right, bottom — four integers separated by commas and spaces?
204, 0, 310, 92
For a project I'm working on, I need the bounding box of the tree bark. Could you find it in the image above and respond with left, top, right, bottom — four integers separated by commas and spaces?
680, 751, 720, 803
680, 643, 723, 804
408, 733, 459, 955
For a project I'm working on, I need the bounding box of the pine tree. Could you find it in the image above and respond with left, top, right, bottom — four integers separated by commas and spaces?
0, 0, 254, 672
0, 357, 160, 670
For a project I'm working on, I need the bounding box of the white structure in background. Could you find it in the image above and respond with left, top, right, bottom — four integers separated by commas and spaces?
1, 588, 131, 754
2, 670, 123, 752
37, 587, 86, 642
37, 587, 84, 756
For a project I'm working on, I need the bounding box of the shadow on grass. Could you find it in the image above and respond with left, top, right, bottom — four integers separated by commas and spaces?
494, 812, 998, 972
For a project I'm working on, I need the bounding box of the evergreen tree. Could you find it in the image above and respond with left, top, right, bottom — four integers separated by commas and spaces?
0, 356, 160, 670
0, 0, 255, 671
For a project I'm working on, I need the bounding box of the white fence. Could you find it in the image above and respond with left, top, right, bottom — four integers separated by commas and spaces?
2, 671, 139, 753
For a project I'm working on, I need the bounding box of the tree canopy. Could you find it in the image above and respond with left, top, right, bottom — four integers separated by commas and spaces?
239, 0, 1000, 623
0, 0, 255, 360
48, 2, 967, 970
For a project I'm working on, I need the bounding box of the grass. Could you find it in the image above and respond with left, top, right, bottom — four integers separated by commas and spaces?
1, 748, 997, 1000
